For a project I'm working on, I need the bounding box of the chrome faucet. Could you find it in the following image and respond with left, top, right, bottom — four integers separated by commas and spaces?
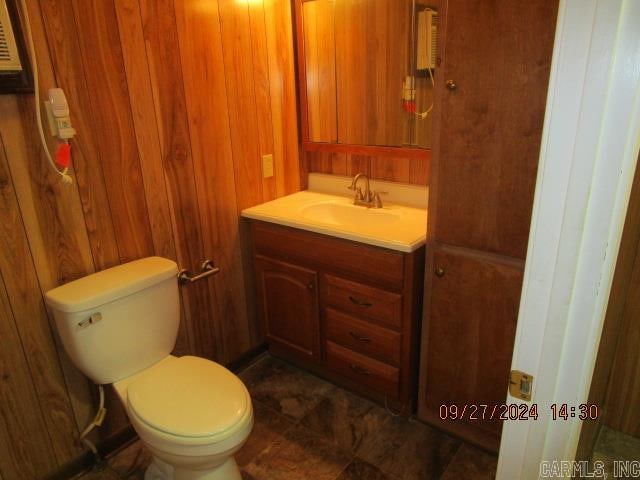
348, 173, 386, 208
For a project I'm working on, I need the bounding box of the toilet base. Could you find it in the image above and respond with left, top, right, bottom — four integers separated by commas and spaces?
144, 456, 242, 480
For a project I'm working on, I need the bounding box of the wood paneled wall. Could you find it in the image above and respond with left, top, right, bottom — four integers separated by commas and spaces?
0, 0, 299, 477
306, 150, 430, 185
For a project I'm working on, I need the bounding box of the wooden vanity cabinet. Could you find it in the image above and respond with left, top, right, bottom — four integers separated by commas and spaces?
418, 0, 559, 451
250, 220, 424, 408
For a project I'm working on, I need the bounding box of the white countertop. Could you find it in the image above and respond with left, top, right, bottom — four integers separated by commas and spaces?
241, 190, 427, 252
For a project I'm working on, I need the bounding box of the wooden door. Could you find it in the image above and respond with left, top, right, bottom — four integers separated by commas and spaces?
420, 246, 523, 449
255, 256, 320, 361
430, 0, 558, 259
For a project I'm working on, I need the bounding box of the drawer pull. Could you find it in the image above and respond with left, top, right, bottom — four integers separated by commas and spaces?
349, 296, 372, 307
349, 331, 372, 343
349, 364, 372, 376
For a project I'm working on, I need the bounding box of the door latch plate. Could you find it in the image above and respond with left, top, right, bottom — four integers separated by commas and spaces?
509, 370, 533, 401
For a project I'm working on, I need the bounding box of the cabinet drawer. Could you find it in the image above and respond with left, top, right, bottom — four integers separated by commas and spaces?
324, 275, 402, 330
326, 341, 399, 398
251, 221, 404, 290
325, 308, 401, 365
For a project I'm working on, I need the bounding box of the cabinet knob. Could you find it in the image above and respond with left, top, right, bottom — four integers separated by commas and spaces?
435, 267, 445, 278
445, 80, 457, 91
307, 282, 315, 290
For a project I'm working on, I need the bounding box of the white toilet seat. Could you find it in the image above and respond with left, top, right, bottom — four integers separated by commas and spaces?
114, 355, 253, 455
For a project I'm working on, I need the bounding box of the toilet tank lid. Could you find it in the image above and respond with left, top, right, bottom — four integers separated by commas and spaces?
45, 257, 178, 313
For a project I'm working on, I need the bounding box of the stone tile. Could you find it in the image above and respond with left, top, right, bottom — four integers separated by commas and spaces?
336, 458, 396, 480
594, 426, 640, 460
300, 388, 391, 453
239, 354, 336, 421
355, 416, 461, 480
237, 400, 296, 467
74, 440, 150, 480
439, 444, 497, 480
108, 440, 151, 479
243, 424, 352, 480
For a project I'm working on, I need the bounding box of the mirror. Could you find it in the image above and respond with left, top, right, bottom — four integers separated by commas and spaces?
301, 0, 435, 149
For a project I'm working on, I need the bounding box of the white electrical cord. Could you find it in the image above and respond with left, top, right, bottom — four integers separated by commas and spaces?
414, 65, 435, 119
79, 384, 107, 455
19, 0, 73, 185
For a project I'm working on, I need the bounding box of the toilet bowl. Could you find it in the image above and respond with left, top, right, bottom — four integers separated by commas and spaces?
114, 355, 253, 480
44, 257, 254, 480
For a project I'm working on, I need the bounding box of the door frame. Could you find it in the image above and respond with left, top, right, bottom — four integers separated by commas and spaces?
497, 0, 640, 478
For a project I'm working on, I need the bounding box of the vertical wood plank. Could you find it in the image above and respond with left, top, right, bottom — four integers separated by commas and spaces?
218, 0, 264, 212
302, 0, 337, 143
0, 273, 57, 479
39, 0, 121, 270
70, 0, 155, 263
370, 156, 411, 183
247, 1, 277, 202
138, 0, 217, 359
264, 0, 301, 195
1, 0, 98, 458
113, 0, 188, 355
0, 132, 81, 468
174, 0, 254, 361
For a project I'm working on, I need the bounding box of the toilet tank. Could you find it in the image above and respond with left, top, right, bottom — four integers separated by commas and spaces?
45, 257, 180, 385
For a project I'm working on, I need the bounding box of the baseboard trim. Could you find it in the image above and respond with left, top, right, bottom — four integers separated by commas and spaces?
42, 342, 268, 480
43, 425, 137, 480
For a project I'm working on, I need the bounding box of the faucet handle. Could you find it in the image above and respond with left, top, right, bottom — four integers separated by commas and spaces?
372, 190, 388, 208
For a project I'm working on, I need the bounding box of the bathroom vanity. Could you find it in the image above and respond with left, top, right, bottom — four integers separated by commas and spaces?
242, 179, 427, 410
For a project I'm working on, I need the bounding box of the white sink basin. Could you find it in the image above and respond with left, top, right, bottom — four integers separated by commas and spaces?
241, 190, 427, 252
299, 201, 401, 227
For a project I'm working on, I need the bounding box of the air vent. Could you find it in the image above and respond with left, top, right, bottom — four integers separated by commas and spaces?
0, 0, 23, 72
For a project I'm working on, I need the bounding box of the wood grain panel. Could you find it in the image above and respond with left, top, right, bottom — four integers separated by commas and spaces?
0, 274, 56, 478
113, 0, 177, 263
248, 1, 277, 202
112, 0, 187, 355
39, 0, 120, 270
0, 0, 98, 448
71, 0, 155, 263
333, 0, 412, 147
307, 151, 429, 185
264, 0, 301, 196
302, 0, 337, 143
218, 0, 264, 211
174, 0, 253, 362
0, 131, 82, 466
432, 0, 557, 259
138, 0, 216, 359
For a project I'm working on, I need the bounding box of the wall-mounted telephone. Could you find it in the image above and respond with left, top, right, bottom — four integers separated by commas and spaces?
417, 9, 438, 71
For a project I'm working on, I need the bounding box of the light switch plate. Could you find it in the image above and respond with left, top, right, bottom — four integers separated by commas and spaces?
262, 154, 274, 178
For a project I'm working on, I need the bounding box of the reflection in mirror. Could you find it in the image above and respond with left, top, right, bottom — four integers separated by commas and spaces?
302, 0, 435, 149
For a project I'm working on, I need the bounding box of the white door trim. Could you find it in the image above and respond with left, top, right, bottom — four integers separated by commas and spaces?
497, 0, 640, 478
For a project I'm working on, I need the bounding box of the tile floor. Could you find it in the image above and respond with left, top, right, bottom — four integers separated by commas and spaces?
77, 354, 497, 480
591, 426, 640, 479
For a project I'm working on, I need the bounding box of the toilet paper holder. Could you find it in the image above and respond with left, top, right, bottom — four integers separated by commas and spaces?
178, 259, 220, 285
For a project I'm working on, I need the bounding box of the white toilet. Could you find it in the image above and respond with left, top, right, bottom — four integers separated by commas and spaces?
45, 257, 253, 480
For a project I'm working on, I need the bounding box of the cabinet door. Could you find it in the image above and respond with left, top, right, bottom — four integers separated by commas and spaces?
254, 256, 320, 361
419, 246, 523, 449
432, 0, 558, 259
